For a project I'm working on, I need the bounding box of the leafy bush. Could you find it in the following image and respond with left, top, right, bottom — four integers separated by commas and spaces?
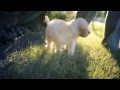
47, 11, 76, 21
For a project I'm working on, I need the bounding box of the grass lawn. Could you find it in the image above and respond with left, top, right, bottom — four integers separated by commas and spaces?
1, 21, 120, 79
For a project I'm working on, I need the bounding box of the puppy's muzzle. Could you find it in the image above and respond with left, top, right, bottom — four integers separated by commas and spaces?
88, 31, 90, 34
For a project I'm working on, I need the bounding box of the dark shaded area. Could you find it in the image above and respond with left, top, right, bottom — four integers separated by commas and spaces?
0, 11, 48, 79
0, 11, 21, 26
102, 11, 120, 65
76, 11, 97, 24
0, 32, 45, 79
0, 25, 31, 60
0, 60, 14, 79
0, 26, 31, 47
0, 44, 89, 79
102, 11, 120, 45
7, 32, 44, 56
0, 11, 48, 60
110, 50, 120, 64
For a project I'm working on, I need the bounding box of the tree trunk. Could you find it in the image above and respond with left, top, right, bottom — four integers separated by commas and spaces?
16, 11, 48, 32
76, 11, 97, 24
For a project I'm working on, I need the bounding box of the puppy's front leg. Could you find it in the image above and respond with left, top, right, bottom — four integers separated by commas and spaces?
67, 41, 76, 56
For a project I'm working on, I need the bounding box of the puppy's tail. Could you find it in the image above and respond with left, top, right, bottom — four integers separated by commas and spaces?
45, 15, 50, 25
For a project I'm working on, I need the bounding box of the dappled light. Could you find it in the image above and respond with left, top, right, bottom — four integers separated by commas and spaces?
0, 11, 120, 79
89, 21, 105, 38
4, 21, 119, 79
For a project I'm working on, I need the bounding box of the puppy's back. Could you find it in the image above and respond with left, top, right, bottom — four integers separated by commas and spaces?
45, 19, 72, 44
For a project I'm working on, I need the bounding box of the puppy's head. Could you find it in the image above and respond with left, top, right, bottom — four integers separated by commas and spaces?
73, 18, 90, 37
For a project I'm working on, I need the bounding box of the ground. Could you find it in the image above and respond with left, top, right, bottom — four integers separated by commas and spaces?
1, 21, 120, 79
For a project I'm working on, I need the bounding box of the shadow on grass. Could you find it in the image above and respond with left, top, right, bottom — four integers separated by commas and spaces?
0, 44, 90, 79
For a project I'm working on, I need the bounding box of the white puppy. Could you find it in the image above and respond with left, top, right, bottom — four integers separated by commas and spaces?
45, 15, 90, 56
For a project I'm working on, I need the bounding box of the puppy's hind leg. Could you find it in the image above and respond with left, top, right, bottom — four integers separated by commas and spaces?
45, 38, 53, 52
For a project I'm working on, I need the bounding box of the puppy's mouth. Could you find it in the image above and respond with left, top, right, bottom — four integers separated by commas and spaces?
80, 33, 88, 37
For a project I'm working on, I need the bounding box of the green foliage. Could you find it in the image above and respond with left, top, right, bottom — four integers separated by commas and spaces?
96, 11, 107, 18
47, 11, 76, 21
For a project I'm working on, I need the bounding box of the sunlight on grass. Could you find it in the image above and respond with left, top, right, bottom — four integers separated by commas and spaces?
6, 21, 120, 79
89, 21, 105, 38
77, 36, 120, 79
8, 44, 45, 64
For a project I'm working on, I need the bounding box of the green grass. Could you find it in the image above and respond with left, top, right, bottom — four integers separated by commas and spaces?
90, 21, 105, 38
2, 21, 120, 79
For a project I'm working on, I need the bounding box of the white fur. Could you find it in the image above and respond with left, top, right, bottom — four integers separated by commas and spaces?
45, 15, 90, 56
